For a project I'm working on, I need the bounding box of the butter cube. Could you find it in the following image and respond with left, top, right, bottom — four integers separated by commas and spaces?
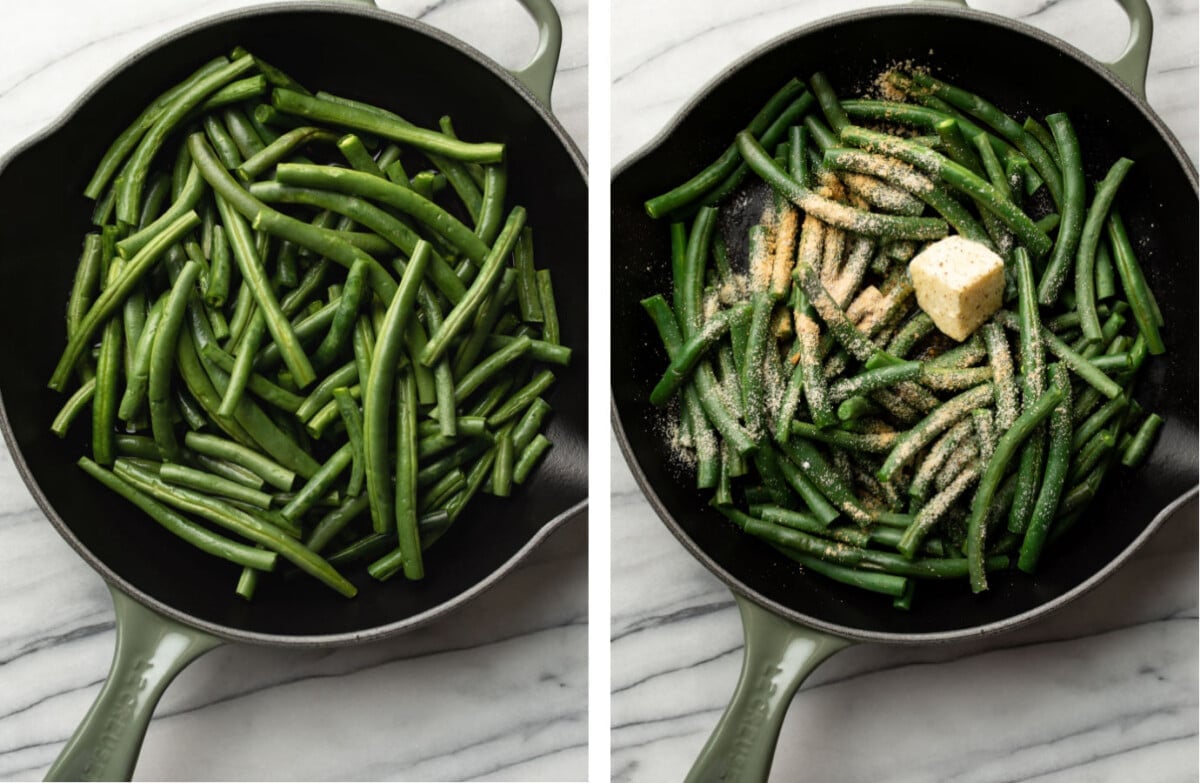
909, 236, 1005, 341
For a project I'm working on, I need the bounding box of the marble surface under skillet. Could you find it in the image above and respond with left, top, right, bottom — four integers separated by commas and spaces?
611, 0, 1198, 781
0, 1, 588, 780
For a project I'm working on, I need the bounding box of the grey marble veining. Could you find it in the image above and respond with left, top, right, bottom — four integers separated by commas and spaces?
611, 0, 1198, 780
0, 1, 587, 780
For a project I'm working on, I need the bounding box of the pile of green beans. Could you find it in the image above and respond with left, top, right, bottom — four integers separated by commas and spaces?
642, 70, 1165, 606
52, 48, 568, 599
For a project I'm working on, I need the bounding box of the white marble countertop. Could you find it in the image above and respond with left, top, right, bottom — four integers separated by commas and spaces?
0, 1, 587, 780
611, 0, 1198, 781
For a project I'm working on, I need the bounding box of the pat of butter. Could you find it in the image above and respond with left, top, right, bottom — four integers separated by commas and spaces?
909, 236, 1005, 341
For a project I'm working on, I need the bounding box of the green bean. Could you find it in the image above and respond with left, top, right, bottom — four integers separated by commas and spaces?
218, 310, 267, 418
333, 388, 366, 497
201, 342, 304, 414
486, 369, 556, 429
644, 79, 808, 217
899, 460, 982, 559
66, 234, 104, 356
827, 361, 922, 404
281, 443, 354, 523
51, 376, 97, 438
1033, 114, 1086, 303
364, 242, 431, 533
1069, 430, 1116, 484
966, 385, 1064, 591
116, 461, 355, 596
270, 88, 503, 163
83, 56, 229, 199
652, 283, 740, 402
512, 434, 551, 485
310, 258, 367, 370
237, 126, 337, 181
1071, 393, 1128, 452
115, 294, 165, 422
740, 512, 1008, 578
905, 71, 1063, 206
452, 336, 531, 404
878, 384, 995, 483
487, 425, 515, 498
421, 208, 525, 366
788, 422, 899, 454
737, 131, 949, 240
1121, 413, 1163, 468
147, 261, 203, 460
50, 211, 200, 392
159, 462, 273, 509
810, 72, 849, 133
996, 310, 1123, 399
80, 457, 277, 570
337, 133, 384, 177
537, 269, 561, 346
217, 196, 316, 388
202, 224, 231, 309
794, 311, 835, 428
1075, 158, 1135, 343
120, 165, 207, 263
203, 113, 242, 169
1008, 248, 1047, 535
511, 226, 544, 324
184, 431, 295, 491
839, 126, 1051, 256
452, 268, 519, 378
116, 57, 256, 224
1106, 211, 1164, 354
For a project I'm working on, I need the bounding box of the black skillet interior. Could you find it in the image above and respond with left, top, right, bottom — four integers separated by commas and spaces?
612, 7, 1197, 640
0, 5, 587, 641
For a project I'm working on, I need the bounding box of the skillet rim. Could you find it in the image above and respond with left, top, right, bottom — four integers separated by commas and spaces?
0, 0, 589, 647
610, 2, 1198, 645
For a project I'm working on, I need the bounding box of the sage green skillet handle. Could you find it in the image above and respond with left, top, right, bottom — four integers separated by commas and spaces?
507, 0, 564, 106
1104, 0, 1153, 99
44, 586, 221, 782
916, 0, 1153, 98
339, 0, 562, 106
684, 594, 851, 783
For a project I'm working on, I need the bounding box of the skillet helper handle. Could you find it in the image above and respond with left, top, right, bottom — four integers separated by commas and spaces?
685, 594, 851, 783
334, 0, 562, 107
912, 0, 1153, 99
44, 586, 220, 782
508, 0, 563, 107
1103, 0, 1153, 99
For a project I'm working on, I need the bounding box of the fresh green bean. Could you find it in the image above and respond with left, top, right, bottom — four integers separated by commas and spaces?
50, 211, 200, 392
116, 57, 256, 224
80, 457, 277, 571
1075, 158, 1135, 343
216, 195, 316, 387
421, 208, 525, 366
272, 88, 504, 163
364, 242, 431, 533
1121, 413, 1163, 468
644, 79, 808, 217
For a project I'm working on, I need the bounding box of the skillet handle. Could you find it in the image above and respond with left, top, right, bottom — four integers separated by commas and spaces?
507, 0, 564, 107
337, 0, 562, 107
44, 586, 221, 782
684, 594, 851, 783
914, 0, 1153, 99
1102, 0, 1153, 99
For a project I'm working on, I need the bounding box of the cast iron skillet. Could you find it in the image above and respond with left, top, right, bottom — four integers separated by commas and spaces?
0, 1, 587, 779
612, 0, 1196, 779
